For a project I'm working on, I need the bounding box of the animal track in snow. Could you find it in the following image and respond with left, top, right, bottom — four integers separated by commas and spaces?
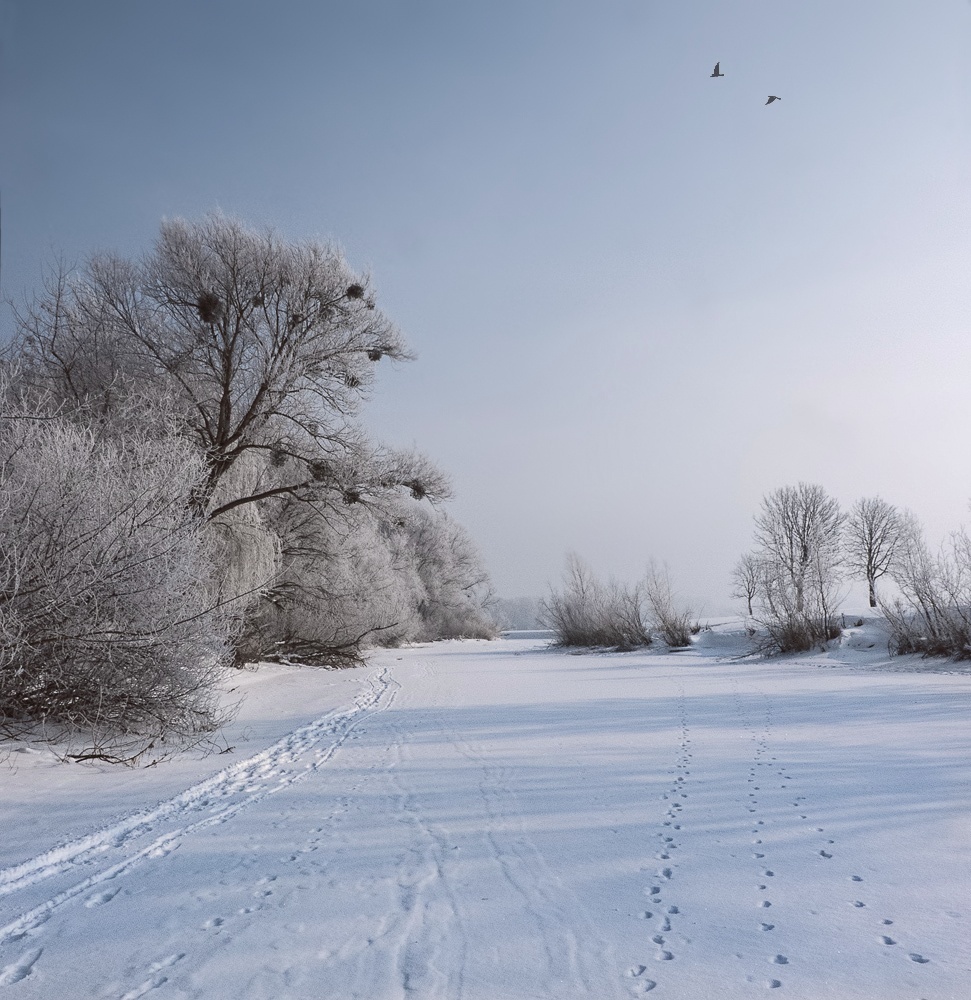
880, 936, 896, 945
909, 953, 930, 964
767, 979, 782, 989
0, 948, 43, 985
84, 887, 120, 907
117, 953, 185, 1000
771, 955, 788, 965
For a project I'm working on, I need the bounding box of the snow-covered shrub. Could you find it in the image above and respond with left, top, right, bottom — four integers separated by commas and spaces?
644, 562, 694, 647
749, 555, 843, 654
881, 523, 971, 658
544, 554, 651, 650
0, 387, 234, 745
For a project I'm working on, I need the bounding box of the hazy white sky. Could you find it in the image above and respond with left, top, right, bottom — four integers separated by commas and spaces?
3, 1, 971, 610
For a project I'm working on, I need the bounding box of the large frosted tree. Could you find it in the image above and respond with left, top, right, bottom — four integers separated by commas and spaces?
15, 214, 449, 519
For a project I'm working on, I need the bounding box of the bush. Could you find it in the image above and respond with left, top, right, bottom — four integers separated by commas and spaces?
644, 562, 694, 647
0, 390, 235, 752
543, 555, 651, 650
881, 526, 971, 659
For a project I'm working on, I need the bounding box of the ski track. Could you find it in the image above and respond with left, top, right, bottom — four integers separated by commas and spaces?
0, 666, 395, 986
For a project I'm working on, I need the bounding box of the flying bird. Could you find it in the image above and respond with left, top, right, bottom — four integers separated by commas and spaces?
765, 95, 781, 105
710, 62, 724, 77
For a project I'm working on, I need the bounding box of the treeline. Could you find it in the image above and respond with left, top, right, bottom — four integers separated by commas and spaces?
0, 215, 494, 754
733, 482, 971, 657
547, 482, 971, 659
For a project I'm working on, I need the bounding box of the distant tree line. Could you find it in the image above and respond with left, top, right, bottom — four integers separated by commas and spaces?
0, 215, 495, 756
546, 481, 971, 661
733, 482, 971, 657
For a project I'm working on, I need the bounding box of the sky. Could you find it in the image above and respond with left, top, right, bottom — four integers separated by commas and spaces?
2, 0, 971, 611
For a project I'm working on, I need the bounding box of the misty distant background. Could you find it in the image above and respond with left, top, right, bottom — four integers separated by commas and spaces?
4, 0, 970, 613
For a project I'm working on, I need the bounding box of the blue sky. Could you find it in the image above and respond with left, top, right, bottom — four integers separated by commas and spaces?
3, 1, 971, 608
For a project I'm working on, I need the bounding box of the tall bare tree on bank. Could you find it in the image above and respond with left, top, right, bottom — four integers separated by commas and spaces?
730, 552, 764, 617
754, 482, 844, 614
845, 496, 903, 608
15, 215, 449, 518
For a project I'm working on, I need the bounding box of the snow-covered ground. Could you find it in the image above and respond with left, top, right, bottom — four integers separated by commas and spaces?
1, 622, 970, 999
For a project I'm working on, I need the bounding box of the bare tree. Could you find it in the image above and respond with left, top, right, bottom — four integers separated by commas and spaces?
844, 496, 903, 608
754, 482, 844, 613
730, 552, 764, 617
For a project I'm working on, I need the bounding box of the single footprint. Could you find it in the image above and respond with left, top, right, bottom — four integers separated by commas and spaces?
85, 887, 120, 908
772, 955, 789, 965
767, 979, 782, 989
819, 851, 833, 859
909, 954, 930, 964
880, 936, 896, 945
760, 923, 775, 931
628, 964, 647, 977
0, 949, 43, 986
655, 951, 674, 961
852, 901, 866, 908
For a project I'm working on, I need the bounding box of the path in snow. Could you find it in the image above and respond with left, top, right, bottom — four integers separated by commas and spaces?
0, 633, 969, 999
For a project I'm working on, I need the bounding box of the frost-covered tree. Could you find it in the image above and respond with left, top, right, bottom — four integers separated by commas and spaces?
845, 496, 903, 608
14, 214, 449, 519
389, 504, 496, 641
744, 483, 845, 654
754, 482, 843, 614
8, 214, 493, 691
0, 375, 233, 751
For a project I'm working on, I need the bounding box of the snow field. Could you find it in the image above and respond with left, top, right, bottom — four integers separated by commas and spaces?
0, 630, 969, 998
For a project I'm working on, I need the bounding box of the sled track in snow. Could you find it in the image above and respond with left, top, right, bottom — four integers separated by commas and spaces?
0, 666, 395, 950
